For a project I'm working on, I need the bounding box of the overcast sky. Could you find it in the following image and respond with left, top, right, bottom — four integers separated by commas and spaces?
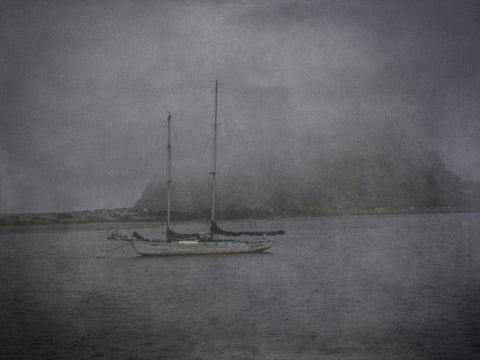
1, 0, 480, 213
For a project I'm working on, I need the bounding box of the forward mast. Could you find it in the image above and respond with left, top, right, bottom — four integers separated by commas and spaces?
210, 80, 218, 235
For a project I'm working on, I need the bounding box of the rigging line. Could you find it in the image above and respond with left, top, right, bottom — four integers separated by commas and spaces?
101, 242, 130, 252
173, 135, 213, 199
165, 113, 213, 191
220, 111, 236, 157
217, 126, 230, 167
169, 119, 202, 158
218, 93, 232, 140
217, 86, 237, 130
170, 115, 180, 145
168, 115, 185, 162
170, 127, 208, 177
217, 88, 250, 152
164, 115, 213, 217
216, 91, 240, 164
204, 126, 215, 155
123, 118, 168, 208
178, 150, 212, 194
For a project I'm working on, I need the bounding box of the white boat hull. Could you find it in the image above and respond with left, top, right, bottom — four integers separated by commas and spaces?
130, 239, 273, 256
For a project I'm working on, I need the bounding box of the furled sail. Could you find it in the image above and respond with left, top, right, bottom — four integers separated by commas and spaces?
210, 220, 285, 237
166, 228, 204, 241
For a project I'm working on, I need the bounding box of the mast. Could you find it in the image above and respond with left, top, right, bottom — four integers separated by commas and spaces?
210, 80, 218, 226
166, 112, 172, 230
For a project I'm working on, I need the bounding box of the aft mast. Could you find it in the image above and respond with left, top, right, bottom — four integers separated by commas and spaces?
210, 80, 218, 235
166, 112, 172, 231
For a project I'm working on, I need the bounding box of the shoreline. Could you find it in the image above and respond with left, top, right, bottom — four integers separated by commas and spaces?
0, 221, 161, 235
1, 208, 479, 235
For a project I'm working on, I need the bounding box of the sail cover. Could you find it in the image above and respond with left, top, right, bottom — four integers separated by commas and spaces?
167, 228, 203, 240
210, 220, 285, 237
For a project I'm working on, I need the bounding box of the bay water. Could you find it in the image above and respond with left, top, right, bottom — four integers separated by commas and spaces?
1, 213, 479, 359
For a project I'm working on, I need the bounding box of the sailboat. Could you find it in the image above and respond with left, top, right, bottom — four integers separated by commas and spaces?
112, 81, 285, 256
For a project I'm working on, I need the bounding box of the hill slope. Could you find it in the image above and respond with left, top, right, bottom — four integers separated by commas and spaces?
135, 141, 480, 216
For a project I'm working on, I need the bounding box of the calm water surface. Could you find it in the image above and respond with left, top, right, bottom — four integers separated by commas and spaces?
1, 213, 480, 359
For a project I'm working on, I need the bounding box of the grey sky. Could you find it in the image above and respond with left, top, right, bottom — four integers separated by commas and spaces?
1, 0, 479, 213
